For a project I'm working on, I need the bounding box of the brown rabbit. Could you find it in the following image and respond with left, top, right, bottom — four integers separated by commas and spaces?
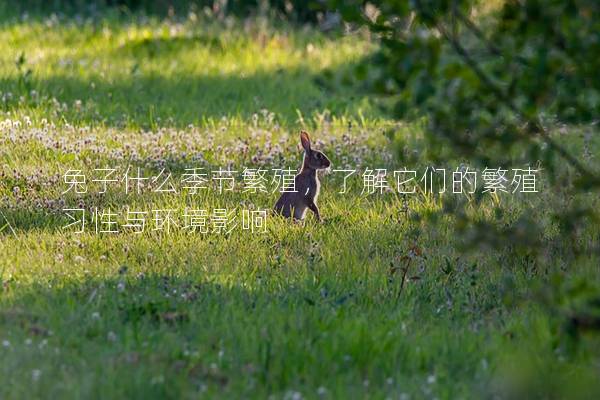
274, 131, 331, 221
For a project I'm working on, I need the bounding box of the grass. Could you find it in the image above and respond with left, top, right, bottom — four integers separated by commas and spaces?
1, 7, 600, 400
1, 12, 380, 128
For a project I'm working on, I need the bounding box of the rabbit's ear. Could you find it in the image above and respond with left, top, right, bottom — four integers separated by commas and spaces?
300, 131, 311, 152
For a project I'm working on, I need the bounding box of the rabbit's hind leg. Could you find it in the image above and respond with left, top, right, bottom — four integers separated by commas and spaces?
274, 195, 290, 217
293, 204, 308, 220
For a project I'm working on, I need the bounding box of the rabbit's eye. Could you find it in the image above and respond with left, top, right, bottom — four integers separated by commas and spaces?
316, 153, 322, 159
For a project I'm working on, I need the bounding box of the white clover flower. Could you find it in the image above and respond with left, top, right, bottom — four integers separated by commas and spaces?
32, 369, 41, 381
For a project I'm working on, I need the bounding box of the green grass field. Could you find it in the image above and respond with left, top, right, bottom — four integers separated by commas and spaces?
1, 7, 600, 400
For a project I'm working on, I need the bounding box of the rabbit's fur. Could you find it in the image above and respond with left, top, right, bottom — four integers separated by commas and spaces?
274, 131, 331, 221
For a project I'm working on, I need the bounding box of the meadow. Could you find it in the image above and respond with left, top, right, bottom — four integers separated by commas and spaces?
1, 5, 600, 400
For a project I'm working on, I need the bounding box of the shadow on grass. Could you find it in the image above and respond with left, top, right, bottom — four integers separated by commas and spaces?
0, 273, 374, 397
0, 270, 489, 398
114, 34, 226, 56
1, 60, 375, 128
0, 264, 572, 398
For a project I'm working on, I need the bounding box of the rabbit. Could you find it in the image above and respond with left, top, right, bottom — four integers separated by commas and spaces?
274, 131, 331, 221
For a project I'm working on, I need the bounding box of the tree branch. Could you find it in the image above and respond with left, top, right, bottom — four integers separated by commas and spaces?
438, 22, 598, 184
412, 0, 599, 184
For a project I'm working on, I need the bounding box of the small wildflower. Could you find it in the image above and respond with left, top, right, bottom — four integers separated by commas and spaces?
107, 331, 117, 342
91, 312, 100, 320
31, 369, 41, 381
284, 391, 303, 400
2, 339, 10, 348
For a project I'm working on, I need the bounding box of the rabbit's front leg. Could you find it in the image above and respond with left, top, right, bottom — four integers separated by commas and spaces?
307, 201, 321, 222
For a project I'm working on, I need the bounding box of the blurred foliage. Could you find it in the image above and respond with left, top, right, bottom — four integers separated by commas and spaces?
331, 0, 600, 365
4, 0, 327, 22
332, 0, 600, 245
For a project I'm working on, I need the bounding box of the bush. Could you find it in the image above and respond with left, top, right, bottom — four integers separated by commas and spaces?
332, 0, 600, 239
